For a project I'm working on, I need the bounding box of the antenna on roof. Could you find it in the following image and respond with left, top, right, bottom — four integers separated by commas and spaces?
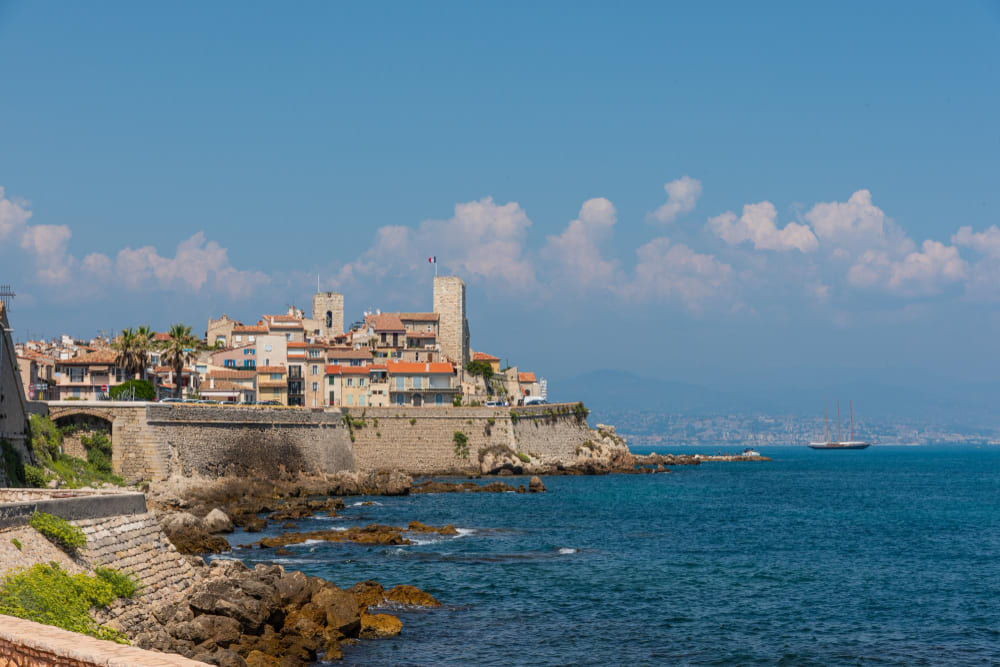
0, 284, 15, 311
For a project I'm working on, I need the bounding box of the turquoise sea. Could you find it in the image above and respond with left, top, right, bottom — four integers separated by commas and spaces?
225, 445, 1000, 665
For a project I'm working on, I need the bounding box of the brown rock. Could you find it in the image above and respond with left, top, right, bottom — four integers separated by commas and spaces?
528, 476, 546, 493
384, 585, 441, 608
350, 580, 386, 611
312, 585, 362, 637
407, 521, 459, 535
245, 651, 281, 667
360, 612, 402, 638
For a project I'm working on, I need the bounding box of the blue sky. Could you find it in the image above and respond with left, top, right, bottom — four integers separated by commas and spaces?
2, 1, 999, 398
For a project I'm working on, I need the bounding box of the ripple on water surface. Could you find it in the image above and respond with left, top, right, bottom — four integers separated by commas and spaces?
227, 448, 1000, 666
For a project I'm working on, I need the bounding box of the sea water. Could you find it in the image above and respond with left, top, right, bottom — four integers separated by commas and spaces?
225, 445, 1000, 665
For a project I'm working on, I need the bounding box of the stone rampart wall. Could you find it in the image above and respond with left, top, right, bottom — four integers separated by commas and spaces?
0, 490, 147, 530
348, 404, 594, 474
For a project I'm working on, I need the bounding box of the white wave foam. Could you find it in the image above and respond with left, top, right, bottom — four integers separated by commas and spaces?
557, 547, 578, 555
454, 528, 476, 538
350, 501, 384, 507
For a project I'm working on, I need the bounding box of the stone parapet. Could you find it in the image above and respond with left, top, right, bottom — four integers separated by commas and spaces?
0, 490, 146, 530
0, 614, 208, 666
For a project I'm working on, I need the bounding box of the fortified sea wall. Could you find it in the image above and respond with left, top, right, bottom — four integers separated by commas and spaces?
47, 403, 355, 482
347, 403, 595, 474
44, 402, 600, 479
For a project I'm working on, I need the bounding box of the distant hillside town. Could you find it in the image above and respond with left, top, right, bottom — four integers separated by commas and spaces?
14, 276, 547, 408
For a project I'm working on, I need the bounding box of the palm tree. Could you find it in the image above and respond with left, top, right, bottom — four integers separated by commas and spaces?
134, 325, 154, 380
161, 324, 197, 399
113, 328, 138, 378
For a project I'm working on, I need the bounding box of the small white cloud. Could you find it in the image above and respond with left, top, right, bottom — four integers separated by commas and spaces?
0, 187, 33, 239
952, 225, 1000, 258
19, 224, 74, 285
805, 189, 913, 256
849, 241, 967, 296
541, 197, 619, 288
708, 201, 818, 253
649, 176, 702, 224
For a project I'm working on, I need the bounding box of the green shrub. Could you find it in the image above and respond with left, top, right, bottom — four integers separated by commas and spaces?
453, 431, 469, 459
109, 379, 156, 401
372, 418, 378, 428
409, 417, 417, 426
82, 432, 113, 474
94, 567, 140, 599
452, 396, 462, 407
487, 418, 496, 426
573, 402, 590, 422
510, 411, 519, 424
45, 454, 124, 489
1, 440, 25, 487
10, 538, 22, 551
29, 415, 62, 462
0, 563, 128, 643
30, 512, 86, 553
516, 452, 531, 463
23, 465, 47, 488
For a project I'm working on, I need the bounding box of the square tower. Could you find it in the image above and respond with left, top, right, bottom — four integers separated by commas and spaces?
433, 276, 469, 370
312, 292, 344, 338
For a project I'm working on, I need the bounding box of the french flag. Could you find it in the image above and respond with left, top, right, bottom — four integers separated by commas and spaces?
428, 256, 437, 264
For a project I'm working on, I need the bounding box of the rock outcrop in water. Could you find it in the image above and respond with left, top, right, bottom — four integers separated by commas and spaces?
128, 559, 439, 665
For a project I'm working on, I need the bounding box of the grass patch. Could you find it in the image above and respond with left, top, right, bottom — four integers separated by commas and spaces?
27, 415, 123, 489
0, 563, 129, 643
10, 538, 22, 551
516, 452, 531, 463
453, 431, 469, 459
409, 417, 417, 426
1, 440, 25, 487
94, 567, 141, 599
30, 512, 86, 554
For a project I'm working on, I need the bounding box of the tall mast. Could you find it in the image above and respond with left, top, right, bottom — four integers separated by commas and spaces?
850, 400, 854, 441
837, 400, 842, 443
825, 399, 829, 442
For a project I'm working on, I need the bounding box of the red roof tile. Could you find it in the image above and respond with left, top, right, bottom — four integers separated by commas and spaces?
518, 372, 537, 383
61, 350, 120, 365
473, 352, 500, 362
366, 313, 405, 332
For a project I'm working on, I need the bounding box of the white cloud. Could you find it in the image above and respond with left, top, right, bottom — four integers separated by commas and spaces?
649, 176, 702, 223
541, 197, 619, 288
953, 225, 1000, 258
805, 189, 913, 255
0, 187, 32, 239
334, 197, 537, 291
624, 237, 733, 311
849, 240, 967, 296
19, 224, 74, 285
708, 201, 818, 253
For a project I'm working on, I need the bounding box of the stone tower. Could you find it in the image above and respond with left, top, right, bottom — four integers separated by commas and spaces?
312, 292, 344, 338
433, 276, 469, 371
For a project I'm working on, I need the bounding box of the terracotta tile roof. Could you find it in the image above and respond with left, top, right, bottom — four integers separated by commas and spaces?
153, 332, 171, 342
233, 325, 267, 334
257, 366, 287, 374
473, 352, 500, 362
266, 314, 302, 323
154, 366, 194, 374
287, 342, 309, 348
203, 380, 245, 392
518, 372, 537, 383
61, 350, 120, 365
397, 312, 439, 322
386, 361, 454, 374
366, 313, 405, 332
207, 370, 256, 380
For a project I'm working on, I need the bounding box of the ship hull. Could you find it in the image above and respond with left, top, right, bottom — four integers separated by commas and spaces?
807, 443, 871, 450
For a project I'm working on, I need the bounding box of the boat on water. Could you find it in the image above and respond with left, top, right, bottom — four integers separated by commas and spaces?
808, 399, 872, 450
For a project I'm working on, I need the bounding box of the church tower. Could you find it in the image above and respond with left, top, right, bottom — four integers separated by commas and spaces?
312, 292, 344, 338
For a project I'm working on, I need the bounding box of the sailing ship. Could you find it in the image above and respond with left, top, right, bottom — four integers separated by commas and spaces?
808, 400, 871, 449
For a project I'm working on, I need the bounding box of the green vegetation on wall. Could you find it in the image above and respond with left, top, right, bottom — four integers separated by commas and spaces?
30, 511, 87, 553
109, 379, 156, 401
1, 439, 26, 487
453, 431, 469, 459
0, 563, 133, 643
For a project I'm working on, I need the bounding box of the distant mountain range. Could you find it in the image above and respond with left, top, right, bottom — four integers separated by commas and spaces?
552, 369, 1000, 429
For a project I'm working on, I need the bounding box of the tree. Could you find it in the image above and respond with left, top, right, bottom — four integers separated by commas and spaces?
112, 328, 138, 378
465, 360, 494, 381
161, 324, 197, 399
133, 325, 154, 380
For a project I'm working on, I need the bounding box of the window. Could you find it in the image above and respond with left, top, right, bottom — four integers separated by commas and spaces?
311, 382, 318, 392
69, 368, 85, 383
396, 394, 404, 406
326, 311, 333, 328
309, 349, 321, 359
413, 376, 422, 389
248, 335, 256, 343
285, 333, 292, 341
435, 393, 443, 405
73, 387, 81, 397
395, 377, 404, 390
346, 378, 354, 387
235, 335, 242, 343
346, 394, 354, 406
329, 390, 336, 404
311, 365, 319, 375
271, 373, 282, 380
360, 395, 366, 407
359, 378, 366, 387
